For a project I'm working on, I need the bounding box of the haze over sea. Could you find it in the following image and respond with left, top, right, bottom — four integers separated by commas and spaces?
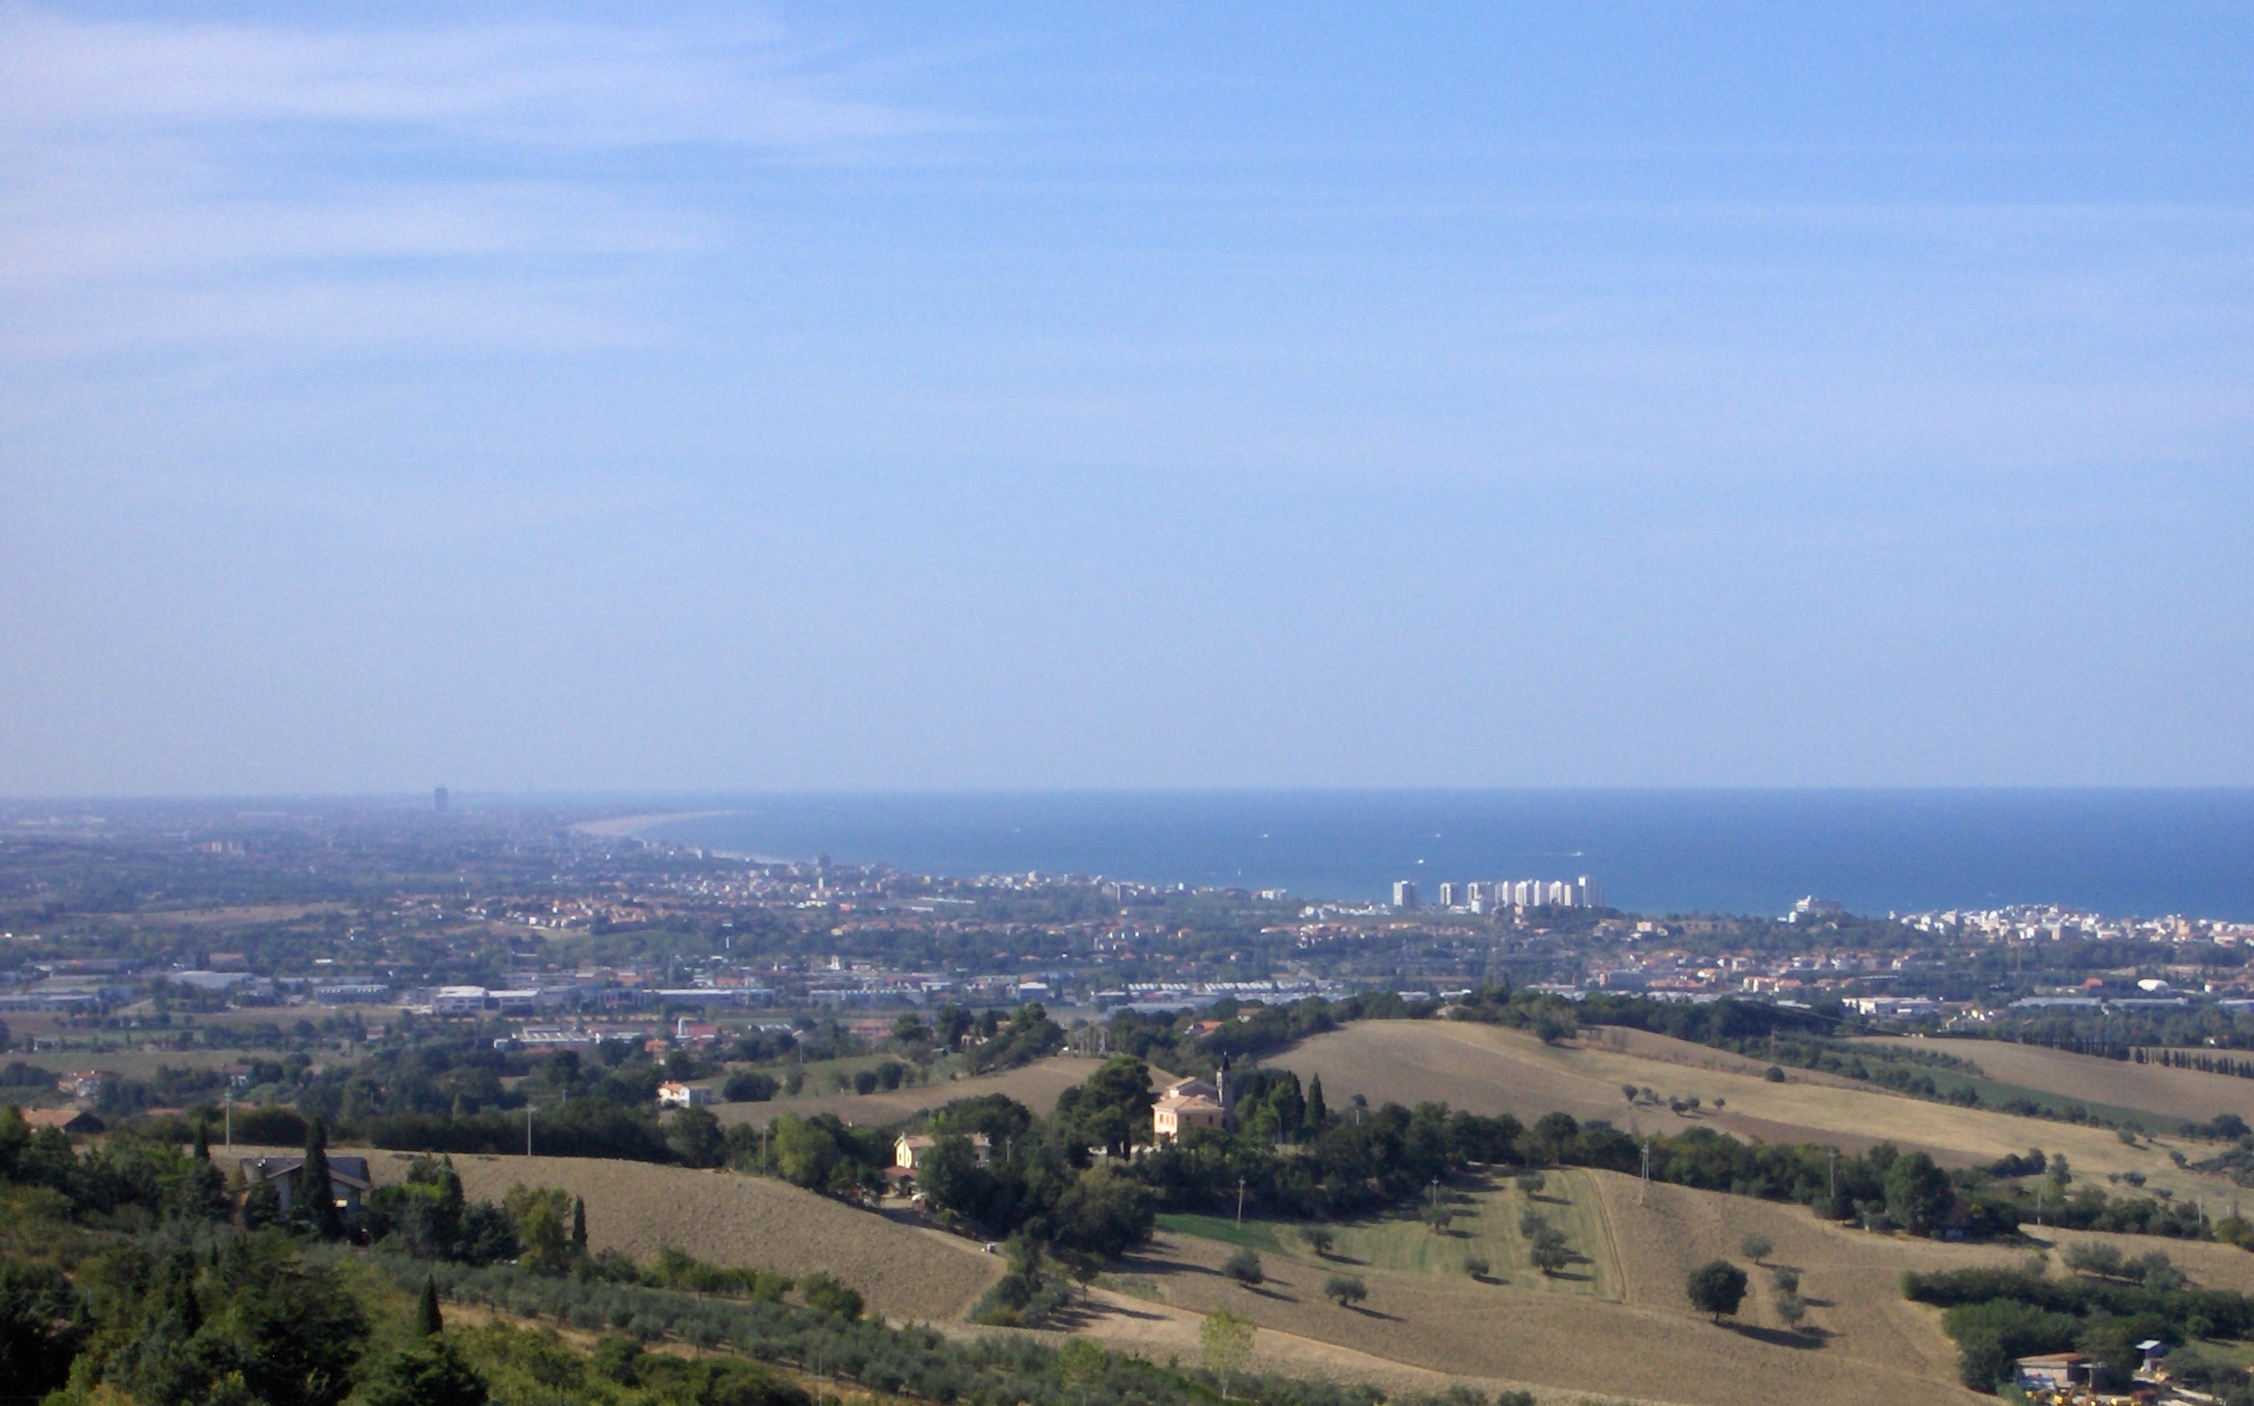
629, 790, 2254, 922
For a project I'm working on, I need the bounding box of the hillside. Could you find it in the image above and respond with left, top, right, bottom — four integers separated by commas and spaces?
341, 1148, 1004, 1321
1088, 1166, 2016, 1406
1266, 1019, 2245, 1200
1857, 1034, 2254, 1128
712, 1053, 1103, 1128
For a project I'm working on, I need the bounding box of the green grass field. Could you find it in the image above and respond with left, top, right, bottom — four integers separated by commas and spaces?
1158, 1168, 1621, 1302
1154, 1213, 1285, 1251
1876, 1063, 2194, 1134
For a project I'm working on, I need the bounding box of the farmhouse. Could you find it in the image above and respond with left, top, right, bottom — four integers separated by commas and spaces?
55, 1070, 116, 1100
657, 1081, 714, 1109
893, 1132, 993, 1171
238, 1154, 373, 1222
2013, 1353, 2091, 1393
1152, 1073, 1232, 1142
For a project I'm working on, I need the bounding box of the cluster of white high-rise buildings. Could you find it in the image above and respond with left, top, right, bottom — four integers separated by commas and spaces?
1393, 876, 1604, 913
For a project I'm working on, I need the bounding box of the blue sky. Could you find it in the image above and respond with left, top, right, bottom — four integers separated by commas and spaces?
2, 3, 2249, 793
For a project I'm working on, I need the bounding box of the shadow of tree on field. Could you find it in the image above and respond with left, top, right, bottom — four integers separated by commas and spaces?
1724, 1322, 1825, 1350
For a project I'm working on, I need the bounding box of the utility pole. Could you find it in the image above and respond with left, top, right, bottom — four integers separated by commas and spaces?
1640, 1139, 1651, 1205
527, 1104, 534, 1158
224, 1090, 233, 1149
1237, 1178, 1247, 1226
1827, 1147, 1837, 1205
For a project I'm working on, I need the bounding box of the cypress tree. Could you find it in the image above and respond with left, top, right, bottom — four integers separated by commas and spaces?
193, 1120, 210, 1161
303, 1115, 344, 1240
1306, 1074, 1329, 1131
416, 1275, 444, 1337
572, 1195, 588, 1248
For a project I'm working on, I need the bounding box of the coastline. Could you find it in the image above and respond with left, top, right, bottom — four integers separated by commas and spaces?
569, 809, 737, 839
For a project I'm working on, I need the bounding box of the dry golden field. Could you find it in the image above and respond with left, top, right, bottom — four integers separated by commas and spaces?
1098, 1166, 2026, 1406
323, 1149, 1004, 1321
5, 1048, 366, 1083
115, 902, 349, 927
712, 1054, 1104, 1128
1858, 1034, 2254, 1127
1268, 1019, 2247, 1201
1060, 1288, 1672, 1406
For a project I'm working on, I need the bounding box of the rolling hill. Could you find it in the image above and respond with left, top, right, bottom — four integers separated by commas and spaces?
1266, 1018, 2246, 1201
711, 1053, 1104, 1128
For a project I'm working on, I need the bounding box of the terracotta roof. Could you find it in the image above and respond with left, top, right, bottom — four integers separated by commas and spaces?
21, 1107, 102, 1131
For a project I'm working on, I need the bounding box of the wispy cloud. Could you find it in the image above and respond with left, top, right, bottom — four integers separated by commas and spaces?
0, 7, 940, 362
0, 9, 934, 147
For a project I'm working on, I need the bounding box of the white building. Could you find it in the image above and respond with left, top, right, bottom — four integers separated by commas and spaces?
1391, 880, 1420, 911
657, 1081, 714, 1109
1499, 877, 1604, 910
429, 986, 490, 1016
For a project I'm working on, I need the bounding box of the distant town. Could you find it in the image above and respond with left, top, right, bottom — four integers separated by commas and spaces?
12, 797, 2254, 1406
3, 799, 2252, 1057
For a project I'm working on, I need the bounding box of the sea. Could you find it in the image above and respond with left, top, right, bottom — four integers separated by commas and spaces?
614, 790, 2254, 922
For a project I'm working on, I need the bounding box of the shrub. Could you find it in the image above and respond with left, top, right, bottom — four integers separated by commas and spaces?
1200, 1309, 1255, 1397
1529, 1229, 1572, 1276
800, 1272, 863, 1320
359, 1338, 489, 1406
1221, 1248, 1264, 1286
2063, 1242, 2125, 1279
232, 1103, 308, 1146
1741, 1233, 1772, 1264
0, 1261, 80, 1395
1464, 1256, 1489, 1279
1323, 1274, 1367, 1307
723, 1071, 778, 1103
1940, 1299, 2079, 1390
1300, 1226, 1335, 1257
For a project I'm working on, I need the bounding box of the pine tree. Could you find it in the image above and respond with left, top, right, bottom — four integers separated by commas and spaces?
416, 1276, 444, 1337
303, 1116, 344, 1241
572, 1196, 588, 1248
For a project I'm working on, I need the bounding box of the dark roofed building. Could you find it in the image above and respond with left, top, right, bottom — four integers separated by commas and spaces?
238, 1154, 373, 1222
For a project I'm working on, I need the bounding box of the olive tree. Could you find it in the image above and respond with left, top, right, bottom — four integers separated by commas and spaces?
1686, 1260, 1748, 1323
